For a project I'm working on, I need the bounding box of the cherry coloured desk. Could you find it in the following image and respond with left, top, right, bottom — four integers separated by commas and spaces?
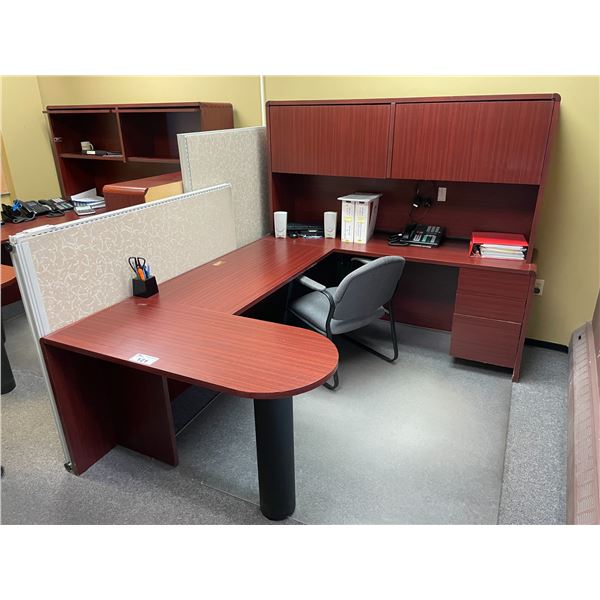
40, 232, 534, 519
148, 234, 536, 380
1, 208, 108, 245
41, 300, 337, 520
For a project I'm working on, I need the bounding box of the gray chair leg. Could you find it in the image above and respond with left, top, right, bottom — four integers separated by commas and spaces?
323, 330, 340, 390
343, 302, 399, 363
323, 367, 340, 390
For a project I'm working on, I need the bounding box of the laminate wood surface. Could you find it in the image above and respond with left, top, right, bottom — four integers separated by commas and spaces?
454, 291, 526, 323
151, 236, 535, 319
317, 234, 536, 273
391, 100, 555, 184
1, 264, 16, 288
154, 237, 330, 314
450, 313, 521, 368
457, 268, 531, 299
1, 209, 108, 244
269, 104, 391, 178
102, 171, 182, 211
42, 301, 339, 399
267, 94, 560, 107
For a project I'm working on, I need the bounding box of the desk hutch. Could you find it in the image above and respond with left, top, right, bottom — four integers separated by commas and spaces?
45, 102, 233, 199
266, 94, 560, 380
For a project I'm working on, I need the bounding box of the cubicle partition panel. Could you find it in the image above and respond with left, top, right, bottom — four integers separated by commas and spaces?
567, 290, 600, 524
178, 126, 270, 247
10, 184, 237, 465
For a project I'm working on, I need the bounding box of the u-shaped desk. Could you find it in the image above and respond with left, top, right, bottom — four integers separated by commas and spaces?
41, 233, 536, 520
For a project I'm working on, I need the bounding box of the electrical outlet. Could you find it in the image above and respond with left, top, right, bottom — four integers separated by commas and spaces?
437, 187, 447, 202
534, 279, 544, 296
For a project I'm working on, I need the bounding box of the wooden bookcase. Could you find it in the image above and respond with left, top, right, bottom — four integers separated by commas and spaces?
266, 94, 561, 378
45, 102, 233, 199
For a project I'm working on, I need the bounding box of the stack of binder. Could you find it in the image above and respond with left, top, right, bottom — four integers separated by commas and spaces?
71, 187, 106, 210
337, 192, 381, 244
470, 232, 528, 260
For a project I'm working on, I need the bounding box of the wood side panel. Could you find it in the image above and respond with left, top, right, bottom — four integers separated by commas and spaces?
41, 343, 117, 475
198, 104, 234, 131
525, 99, 561, 260
269, 104, 391, 178
450, 314, 521, 368
112, 368, 178, 466
391, 101, 555, 184
168, 379, 191, 401
393, 262, 458, 331
511, 272, 537, 382
457, 268, 530, 300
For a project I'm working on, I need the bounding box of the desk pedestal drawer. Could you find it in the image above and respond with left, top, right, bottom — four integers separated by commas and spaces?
454, 291, 526, 322
450, 314, 521, 368
457, 269, 530, 300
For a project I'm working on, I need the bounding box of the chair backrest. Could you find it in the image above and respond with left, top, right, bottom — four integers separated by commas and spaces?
333, 256, 406, 320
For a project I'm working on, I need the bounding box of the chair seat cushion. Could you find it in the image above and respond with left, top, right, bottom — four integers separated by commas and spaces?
290, 287, 385, 335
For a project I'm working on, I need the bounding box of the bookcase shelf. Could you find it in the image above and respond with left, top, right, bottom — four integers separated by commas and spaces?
127, 156, 180, 164
46, 102, 233, 198
59, 153, 125, 161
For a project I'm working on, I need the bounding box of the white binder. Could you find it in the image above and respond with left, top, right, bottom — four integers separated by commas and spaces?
338, 193, 381, 244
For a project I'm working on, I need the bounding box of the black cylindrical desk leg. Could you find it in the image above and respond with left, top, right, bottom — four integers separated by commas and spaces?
1, 322, 16, 395
253, 397, 295, 520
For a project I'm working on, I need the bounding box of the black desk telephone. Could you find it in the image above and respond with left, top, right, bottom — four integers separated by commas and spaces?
388, 223, 444, 248
2, 199, 74, 224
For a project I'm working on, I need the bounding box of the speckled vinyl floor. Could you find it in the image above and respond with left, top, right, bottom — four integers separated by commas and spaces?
0, 306, 567, 524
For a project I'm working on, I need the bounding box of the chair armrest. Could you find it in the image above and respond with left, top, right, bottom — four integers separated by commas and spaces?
350, 257, 372, 266
298, 275, 326, 292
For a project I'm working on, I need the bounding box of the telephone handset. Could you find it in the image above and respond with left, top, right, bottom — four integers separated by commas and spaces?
388, 223, 444, 248
1, 202, 35, 224
22, 201, 51, 216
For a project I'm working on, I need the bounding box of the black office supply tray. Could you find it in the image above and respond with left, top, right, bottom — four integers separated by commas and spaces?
132, 276, 159, 298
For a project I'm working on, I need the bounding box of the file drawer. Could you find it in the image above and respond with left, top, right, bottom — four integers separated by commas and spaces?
457, 269, 530, 301
454, 291, 526, 323
450, 314, 521, 368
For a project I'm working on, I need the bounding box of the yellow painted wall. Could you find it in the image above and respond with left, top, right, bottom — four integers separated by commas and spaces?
265, 76, 600, 346
1, 134, 16, 203
0, 76, 61, 198
37, 76, 263, 129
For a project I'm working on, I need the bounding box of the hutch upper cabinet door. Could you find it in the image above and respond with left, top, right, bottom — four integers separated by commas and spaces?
390, 100, 555, 184
269, 104, 391, 178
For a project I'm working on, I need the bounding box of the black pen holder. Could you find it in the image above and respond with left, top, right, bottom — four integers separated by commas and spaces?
132, 276, 159, 298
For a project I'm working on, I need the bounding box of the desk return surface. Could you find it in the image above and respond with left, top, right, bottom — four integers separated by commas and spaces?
42, 301, 338, 399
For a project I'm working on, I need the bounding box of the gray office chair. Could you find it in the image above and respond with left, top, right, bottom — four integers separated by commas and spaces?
287, 256, 406, 390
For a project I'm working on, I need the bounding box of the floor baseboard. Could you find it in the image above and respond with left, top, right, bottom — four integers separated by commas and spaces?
525, 338, 568, 353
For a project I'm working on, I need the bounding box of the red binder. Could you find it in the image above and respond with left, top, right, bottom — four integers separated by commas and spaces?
469, 231, 528, 256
